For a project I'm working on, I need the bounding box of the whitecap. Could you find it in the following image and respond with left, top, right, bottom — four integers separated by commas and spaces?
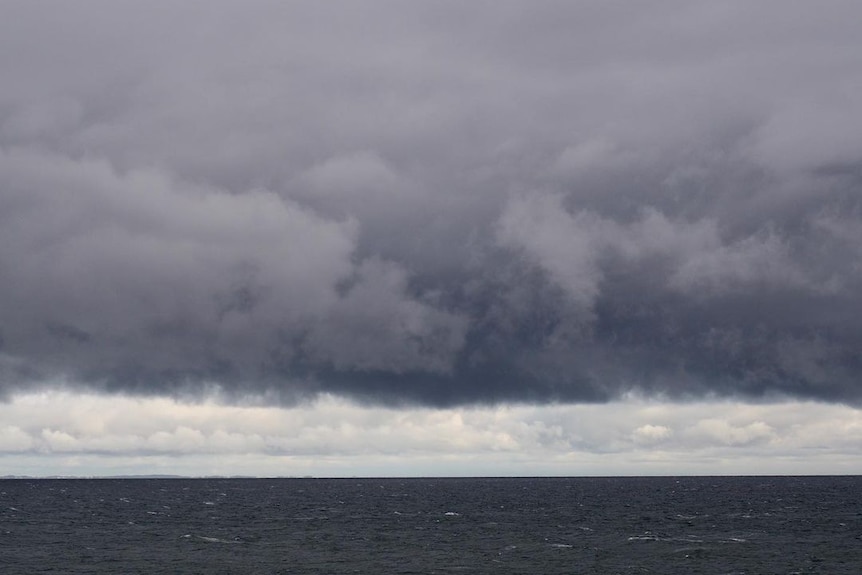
627, 535, 661, 542
196, 535, 239, 544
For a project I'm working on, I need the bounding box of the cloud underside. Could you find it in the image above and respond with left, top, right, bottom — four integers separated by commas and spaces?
1, 1, 861, 406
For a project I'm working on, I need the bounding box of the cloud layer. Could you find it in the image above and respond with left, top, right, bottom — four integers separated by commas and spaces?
3, 392, 861, 477
1, 1, 861, 406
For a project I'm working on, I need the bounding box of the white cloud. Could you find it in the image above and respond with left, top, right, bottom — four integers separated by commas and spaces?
632, 424, 673, 445
684, 419, 776, 447
0, 426, 35, 452
1, 391, 861, 477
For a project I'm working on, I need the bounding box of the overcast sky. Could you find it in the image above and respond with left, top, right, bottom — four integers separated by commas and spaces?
2, 1, 861, 476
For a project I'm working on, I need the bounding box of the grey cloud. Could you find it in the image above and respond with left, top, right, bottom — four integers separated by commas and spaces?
1, 1, 861, 405
0, 147, 465, 398
301, 258, 468, 374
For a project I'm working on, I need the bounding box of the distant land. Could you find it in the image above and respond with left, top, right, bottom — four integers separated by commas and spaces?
0, 475, 273, 480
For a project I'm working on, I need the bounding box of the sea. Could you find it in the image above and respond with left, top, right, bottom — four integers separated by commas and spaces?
1, 476, 860, 574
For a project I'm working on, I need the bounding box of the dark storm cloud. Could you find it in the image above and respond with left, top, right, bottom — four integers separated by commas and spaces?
1, 1, 861, 405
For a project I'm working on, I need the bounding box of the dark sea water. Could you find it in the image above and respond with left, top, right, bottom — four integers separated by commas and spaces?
1, 476, 860, 574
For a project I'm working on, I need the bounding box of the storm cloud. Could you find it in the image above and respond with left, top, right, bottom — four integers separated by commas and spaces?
1, 1, 861, 406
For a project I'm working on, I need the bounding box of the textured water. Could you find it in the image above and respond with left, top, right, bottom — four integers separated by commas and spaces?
1, 476, 860, 574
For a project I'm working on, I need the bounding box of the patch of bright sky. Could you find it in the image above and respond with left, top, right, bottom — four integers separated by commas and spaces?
1, 391, 860, 477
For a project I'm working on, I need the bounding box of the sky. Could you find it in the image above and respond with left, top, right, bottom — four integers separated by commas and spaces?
1, 1, 861, 477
